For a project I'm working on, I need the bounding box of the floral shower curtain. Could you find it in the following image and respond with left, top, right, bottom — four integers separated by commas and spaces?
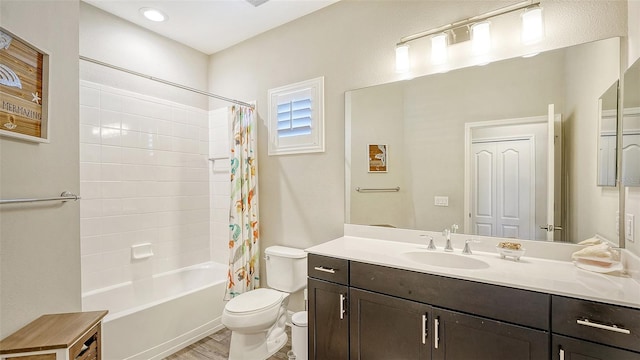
225, 105, 260, 300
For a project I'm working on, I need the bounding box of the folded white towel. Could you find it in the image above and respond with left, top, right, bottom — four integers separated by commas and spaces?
571, 243, 612, 260
578, 237, 601, 245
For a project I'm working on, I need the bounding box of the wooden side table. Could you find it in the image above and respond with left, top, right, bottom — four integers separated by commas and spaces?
0, 311, 108, 360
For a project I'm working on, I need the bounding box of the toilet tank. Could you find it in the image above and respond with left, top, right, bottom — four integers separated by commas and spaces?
265, 246, 307, 293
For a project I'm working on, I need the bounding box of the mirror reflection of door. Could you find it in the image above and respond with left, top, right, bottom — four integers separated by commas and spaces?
466, 111, 560, 241
622, 108, 640, 185
597, 81, 619, 187
471, 138, 534, 239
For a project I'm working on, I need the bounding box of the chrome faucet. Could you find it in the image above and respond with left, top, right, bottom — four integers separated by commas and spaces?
443, 229, 453, 252
462, 239, 473, 255
420, 234, 437, 250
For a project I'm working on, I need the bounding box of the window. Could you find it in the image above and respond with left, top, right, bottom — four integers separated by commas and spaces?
268, 77, 324, 155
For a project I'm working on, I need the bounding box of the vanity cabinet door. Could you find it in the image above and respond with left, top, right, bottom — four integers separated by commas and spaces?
552, 335, 640, 360
350, 288, 431, 360
308, 278, 349, 360
431, 308, 549, 360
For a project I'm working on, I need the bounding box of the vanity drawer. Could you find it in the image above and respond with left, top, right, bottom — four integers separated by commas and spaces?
308, 254, 349, 285
350, 261, 550, 330
552, 296, 640, 352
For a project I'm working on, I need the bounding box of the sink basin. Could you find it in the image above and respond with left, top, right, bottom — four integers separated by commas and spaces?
402, 251, 490, 270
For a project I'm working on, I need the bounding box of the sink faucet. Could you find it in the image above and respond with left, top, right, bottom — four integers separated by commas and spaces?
420, 234, 437, 250
462, 239, 473, 255
443, 229, 453, 252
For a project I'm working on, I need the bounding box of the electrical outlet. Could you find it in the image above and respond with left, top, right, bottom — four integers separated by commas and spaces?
434, 196, 449, 207
626, 213, 635, 243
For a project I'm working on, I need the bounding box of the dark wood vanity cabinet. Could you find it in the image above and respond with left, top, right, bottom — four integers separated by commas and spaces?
551, 296, 640, 360
308, 255, 350, 360
308, 278, 349, 359
308, 253, 640, 360
350, 288, 431, 360
432, 308, 549, 360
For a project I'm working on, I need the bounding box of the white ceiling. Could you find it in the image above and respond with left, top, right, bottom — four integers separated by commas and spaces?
83, 0, 339, 55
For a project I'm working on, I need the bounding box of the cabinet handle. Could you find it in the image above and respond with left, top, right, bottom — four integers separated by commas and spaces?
576, 319, 631, 334
314, 266, 336, 274
421, 314, 428, 345
339, 294, 346, 320
434, 317, 440, 349
559, 348, 565, 360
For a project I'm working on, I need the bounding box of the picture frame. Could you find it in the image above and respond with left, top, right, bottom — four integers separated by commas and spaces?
368, 144, 388, 172
0, 26, 50, 143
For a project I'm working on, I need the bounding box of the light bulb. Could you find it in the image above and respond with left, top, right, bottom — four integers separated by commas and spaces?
431, 33, 448, 65
471, 22, 491, 54
522, 7, 544, 45
140, 7, 168, 22
395, 44, 410, 73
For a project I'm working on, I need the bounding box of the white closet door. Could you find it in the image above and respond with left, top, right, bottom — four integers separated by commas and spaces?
496, 140, 532, 239
472, 143, 496, 237
472, 139, 533, 239
622, 134, 640, 185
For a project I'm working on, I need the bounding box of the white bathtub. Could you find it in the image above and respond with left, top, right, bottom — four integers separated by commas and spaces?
82, 262, 228, 360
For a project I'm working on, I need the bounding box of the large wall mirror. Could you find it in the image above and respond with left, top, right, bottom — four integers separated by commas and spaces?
622, 57, 640, 186
346, 37, 621, 245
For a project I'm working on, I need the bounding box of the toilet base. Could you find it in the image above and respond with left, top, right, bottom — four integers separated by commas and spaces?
228, 327, 288, 360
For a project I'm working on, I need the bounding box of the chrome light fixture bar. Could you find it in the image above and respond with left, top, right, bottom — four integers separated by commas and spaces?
395, 0, 541, 72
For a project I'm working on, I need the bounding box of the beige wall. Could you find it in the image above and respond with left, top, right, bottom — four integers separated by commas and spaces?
564, 38, 621, 243
0, 0, 81, 338
208, 1, 627, 294
79, 3, 209, 110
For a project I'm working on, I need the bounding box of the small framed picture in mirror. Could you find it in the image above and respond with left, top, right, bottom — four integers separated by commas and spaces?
368, 144, 388, 173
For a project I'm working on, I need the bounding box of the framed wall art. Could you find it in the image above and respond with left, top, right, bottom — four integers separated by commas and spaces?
0, 27, 50, 143
368, 144, 388, 172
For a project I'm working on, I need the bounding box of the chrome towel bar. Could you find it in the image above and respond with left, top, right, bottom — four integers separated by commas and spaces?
0, 191, 80, 205
355, 186, 400, 193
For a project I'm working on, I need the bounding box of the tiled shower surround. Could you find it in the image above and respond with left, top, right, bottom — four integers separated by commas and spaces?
79, 80, 211, 293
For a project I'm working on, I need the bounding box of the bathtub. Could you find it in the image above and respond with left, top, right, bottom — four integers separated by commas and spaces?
82, 262, 228, 360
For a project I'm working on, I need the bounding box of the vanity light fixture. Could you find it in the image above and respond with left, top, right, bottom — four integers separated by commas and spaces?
395, 44, 410, 73
430, 33, 448, 65
394, 0, 541, 72
471, 22, 491, 55
140, 7, 168, 22
521, 6, 544, 45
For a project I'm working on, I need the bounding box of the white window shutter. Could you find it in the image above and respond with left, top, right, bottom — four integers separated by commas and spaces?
268, 77, 324, 155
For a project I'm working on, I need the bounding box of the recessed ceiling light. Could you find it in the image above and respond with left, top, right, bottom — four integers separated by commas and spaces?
140, 7, 167, 22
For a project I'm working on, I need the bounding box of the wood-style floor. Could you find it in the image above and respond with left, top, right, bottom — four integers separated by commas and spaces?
164, 326, 293, 360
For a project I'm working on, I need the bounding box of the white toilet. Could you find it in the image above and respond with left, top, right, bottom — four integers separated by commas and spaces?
222, 245, 307, 360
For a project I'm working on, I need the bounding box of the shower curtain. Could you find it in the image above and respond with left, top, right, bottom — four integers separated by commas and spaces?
225, 105, 260, 300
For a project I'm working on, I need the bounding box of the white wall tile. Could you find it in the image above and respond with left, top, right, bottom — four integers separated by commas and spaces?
100, 109, 122, 129
80, 143, 101, 163
80, 105, 101, 126
80, 125, 101, 144
80, 86, 100, 107
80, 82, 213, 290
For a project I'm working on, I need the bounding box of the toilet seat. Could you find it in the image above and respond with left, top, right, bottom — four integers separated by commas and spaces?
226, 288, 285, 315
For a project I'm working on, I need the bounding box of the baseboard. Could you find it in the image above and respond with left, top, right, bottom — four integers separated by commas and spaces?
126, 317, 224, 360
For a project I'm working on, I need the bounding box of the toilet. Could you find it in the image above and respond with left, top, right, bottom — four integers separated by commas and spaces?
222, 245, 307, 360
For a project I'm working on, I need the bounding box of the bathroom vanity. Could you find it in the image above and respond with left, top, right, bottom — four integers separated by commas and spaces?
306, 234, 640, 360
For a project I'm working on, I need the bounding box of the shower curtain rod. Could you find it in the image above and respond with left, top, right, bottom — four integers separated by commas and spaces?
79, 56, 255, 109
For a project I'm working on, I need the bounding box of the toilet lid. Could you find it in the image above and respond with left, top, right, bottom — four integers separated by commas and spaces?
226, 288, 284, 314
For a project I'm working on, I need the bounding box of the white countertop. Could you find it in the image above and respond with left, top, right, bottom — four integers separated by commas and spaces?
306, 235, 640, 309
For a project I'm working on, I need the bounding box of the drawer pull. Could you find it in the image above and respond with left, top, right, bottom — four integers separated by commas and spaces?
434, 317, 440, 349
339, 293, 346, 320
421, 314, 427, 344
559, 348, 565, 360
576, 319, 631, 334
314, 266, 336, 274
